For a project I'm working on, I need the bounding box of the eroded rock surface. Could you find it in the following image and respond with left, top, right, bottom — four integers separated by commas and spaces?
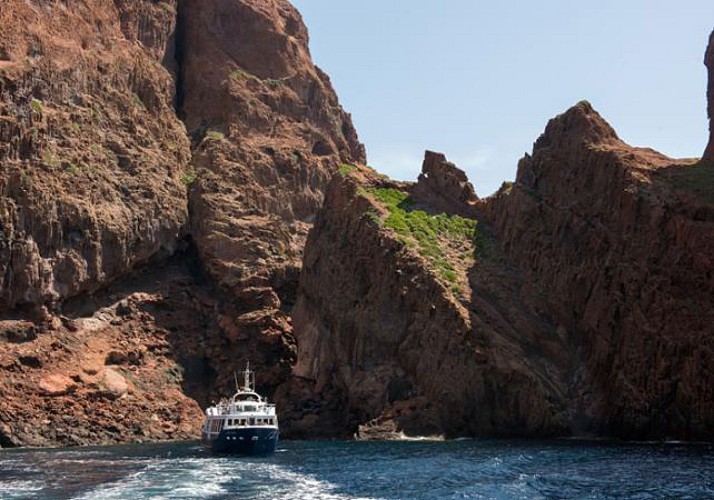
179, 0, 364, 396
282, 163, 570, 439
0, 252, 211, 447
0, 0, 190, 312
411, 150, 479, 217
1, 2, 711, 447
0, 0, 363, 447
286, 99, 714, 441
490, 102, 714, 439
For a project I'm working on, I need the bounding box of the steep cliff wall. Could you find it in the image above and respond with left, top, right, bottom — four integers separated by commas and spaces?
0, 0, 201, 447
0, 0, 364, 447
179, 0, 365, 394
1, 2, 710, 447
284, 164, 570, 439
0, 0, 190, 312
490, 102, 714, 439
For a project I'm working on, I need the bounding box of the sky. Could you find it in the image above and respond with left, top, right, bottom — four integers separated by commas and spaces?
291, 0, 713, 196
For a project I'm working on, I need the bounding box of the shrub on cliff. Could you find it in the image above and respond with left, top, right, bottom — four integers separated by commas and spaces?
365, 187, 477, 284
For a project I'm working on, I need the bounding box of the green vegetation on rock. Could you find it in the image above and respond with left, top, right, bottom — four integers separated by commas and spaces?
30, 98, 43, 114
365, 187, 477, 283
206, 130, 225, 141
180, 168, 198, 186
338, 164, 356, 176
229, 68, 261, 83
265, 78, 284, 88
65, 162, 80, 175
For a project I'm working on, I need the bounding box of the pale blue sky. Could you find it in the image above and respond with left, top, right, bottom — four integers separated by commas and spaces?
292, 1, 713, 196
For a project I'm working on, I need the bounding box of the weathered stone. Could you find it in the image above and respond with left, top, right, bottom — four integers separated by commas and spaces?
0, 0, 190, 312
490, 102, 714, 440
179, 0, 363, 397
285, 98, 714, 441
39, 374, 77, 396
101, 368, 129, 399
412, 150, 479, 216
284, 164, 570, 439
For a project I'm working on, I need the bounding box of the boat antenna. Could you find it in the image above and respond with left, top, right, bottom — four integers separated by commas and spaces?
233, 371, 239, 392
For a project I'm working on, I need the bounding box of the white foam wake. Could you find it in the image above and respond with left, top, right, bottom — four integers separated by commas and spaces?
73, 456, 378, 500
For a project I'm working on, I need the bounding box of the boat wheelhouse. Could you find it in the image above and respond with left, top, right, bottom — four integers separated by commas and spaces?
201, 363, 279, 454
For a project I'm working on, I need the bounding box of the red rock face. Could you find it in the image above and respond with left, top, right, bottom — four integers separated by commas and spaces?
0, 0, 200, 447
0, 0, 190, 312
491, 102, 714, 440
178, 0, 364, 399
284, 165, 571, 439
288, 99, 714, 441
0, 0, 364, 447
411, 150, 479, 217
705, 30, 714, 160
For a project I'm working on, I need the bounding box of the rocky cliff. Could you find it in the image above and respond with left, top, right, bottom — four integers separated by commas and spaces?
0, 0, 362, 447
288, 97, 714, 440
180, 0, 364, 394
0, 0, 190, 312
283, 162, 570, 439
490, 102, 714, 439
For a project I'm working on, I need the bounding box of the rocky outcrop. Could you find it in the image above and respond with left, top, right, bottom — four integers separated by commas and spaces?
1, 2, 711, 447
490, 101, 714, 440
411, 150, 479, 218
705, 29, 714, 161
283, 163, 570, 439
0, 252, 211, 447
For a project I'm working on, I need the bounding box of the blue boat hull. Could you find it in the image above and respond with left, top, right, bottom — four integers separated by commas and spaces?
205, 427, 279, 455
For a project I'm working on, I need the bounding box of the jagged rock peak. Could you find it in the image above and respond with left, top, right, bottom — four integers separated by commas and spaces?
412, 151, 479, 217
704, 29, 714, 161
534, 100, 620, 152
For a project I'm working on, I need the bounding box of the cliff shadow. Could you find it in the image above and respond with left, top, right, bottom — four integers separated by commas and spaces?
464, 221, 574, 435
652, 159, 714, 210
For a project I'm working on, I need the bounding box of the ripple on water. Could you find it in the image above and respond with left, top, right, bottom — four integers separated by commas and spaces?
1, 440, 713, 499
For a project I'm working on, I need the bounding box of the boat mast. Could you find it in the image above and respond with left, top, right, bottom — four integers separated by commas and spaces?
243, 362, 252, 391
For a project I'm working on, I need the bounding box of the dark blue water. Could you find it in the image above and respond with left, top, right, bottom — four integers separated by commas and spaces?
1, 439, 713, 499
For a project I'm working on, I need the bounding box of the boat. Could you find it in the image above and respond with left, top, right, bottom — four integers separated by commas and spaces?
201, 363, 279, 454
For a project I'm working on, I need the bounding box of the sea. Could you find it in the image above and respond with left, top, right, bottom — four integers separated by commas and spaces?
1, 439, 713, 499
